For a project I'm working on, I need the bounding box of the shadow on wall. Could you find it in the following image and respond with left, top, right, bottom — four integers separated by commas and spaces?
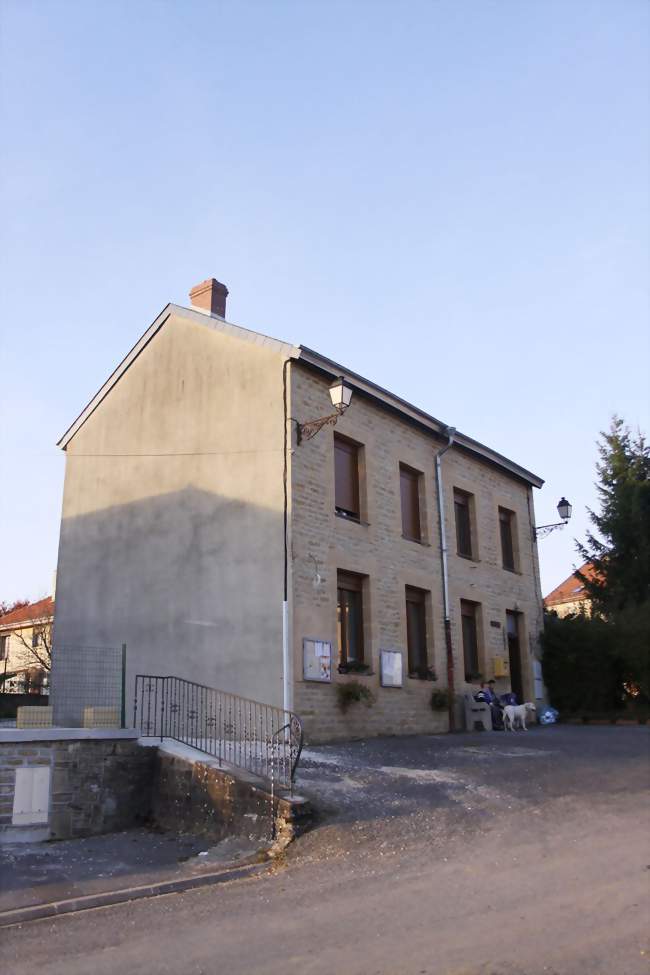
53, 486, 285, 714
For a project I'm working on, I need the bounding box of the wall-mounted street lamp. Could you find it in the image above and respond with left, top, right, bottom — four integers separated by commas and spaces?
296, 377, 354, 444
534, 497, 573, 539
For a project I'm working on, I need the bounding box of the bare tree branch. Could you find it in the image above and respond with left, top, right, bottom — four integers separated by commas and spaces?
9, 621, 52, 671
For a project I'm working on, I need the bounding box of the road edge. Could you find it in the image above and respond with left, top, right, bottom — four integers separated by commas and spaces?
0, 861, 269, 928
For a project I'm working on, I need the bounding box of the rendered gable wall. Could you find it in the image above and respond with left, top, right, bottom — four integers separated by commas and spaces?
54, 310, 288, 718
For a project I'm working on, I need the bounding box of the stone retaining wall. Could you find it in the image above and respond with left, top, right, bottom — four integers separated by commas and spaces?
151, 745, 309, 845
0, 730, 154, 842
0, 732, 308, 847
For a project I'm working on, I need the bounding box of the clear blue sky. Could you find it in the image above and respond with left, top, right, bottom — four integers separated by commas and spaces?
1, 0, 648, 604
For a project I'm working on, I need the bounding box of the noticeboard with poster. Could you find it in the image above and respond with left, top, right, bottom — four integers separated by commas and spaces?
303, 638, 332, 682
380, 649, 403, 688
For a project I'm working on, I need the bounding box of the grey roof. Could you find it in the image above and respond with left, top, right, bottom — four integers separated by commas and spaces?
297, 345, 544, 488
57, 302, 544, 488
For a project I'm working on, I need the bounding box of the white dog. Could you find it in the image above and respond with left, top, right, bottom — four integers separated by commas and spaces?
503, 702, 536, 731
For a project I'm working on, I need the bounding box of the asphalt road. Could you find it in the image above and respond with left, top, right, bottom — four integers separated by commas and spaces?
1, 726, 648, 975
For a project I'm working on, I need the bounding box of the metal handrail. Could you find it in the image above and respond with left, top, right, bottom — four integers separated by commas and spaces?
133, 674, 303, 792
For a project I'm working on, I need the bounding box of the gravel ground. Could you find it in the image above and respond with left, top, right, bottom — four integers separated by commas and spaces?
0, 725, 648, 975
291, 725, 648, 870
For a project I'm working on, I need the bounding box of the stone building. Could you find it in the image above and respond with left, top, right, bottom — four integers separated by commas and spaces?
53, 277, 545, 741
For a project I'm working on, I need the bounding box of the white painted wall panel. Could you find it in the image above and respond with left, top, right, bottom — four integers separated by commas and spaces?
12, 766, 51, 825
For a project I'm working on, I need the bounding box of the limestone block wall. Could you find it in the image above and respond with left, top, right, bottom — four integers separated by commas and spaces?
288, 363, 544, 742
0, 731, 308, 847
151, 746, 308, 844
0, 730, 153, 841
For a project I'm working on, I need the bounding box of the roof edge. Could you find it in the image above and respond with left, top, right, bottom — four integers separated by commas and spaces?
57, 303, 300, 450
56, 298, 543, 489
0, 596, 55, 630
57, 305, 173, 449
297, 346, 544, 489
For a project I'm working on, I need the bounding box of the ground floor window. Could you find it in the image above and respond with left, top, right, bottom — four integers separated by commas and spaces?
405, 586, 428, 677
461, 600, 481, 681
337, 571, 365, 666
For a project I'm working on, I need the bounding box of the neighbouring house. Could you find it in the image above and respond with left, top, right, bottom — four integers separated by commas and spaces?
53, 277, 546, 740
0, 596, 54, 695
544, 563, 598, 618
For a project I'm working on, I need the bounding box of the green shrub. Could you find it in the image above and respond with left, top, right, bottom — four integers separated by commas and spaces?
613, 601, 650, 703
430, 688, 450, 711
335, 680, 374, 713
541, 612, 624, 713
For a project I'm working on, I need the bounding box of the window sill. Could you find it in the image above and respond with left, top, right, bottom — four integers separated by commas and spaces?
401, 535, 430, 547
337, 665, 374, 677
337, 673, 376, 679
502, 565, 519, 574
457, 553, 480, 563
335, 511, 370, 527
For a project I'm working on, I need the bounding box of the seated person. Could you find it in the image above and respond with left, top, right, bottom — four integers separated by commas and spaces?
475, 679, 504, 729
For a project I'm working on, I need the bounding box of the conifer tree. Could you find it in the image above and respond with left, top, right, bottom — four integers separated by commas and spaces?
576, 417, 650, 614
570, 417, 650, 702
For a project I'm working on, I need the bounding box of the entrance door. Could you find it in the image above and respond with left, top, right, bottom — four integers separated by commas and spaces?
506, 611, 524, 703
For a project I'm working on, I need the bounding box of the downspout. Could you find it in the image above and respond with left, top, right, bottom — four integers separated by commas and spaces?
527, 488, 545, 700
434, 426, 456, 732
526, 488, 544, 619
282, 358, 292, 714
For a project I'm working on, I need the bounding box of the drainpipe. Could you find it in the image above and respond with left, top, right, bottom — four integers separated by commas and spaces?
282, 359, 292, 714
434, 426, 456, 732
527, 488, 545, 700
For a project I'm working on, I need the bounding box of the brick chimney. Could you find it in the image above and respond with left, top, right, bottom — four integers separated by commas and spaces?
189, 278, 229, 318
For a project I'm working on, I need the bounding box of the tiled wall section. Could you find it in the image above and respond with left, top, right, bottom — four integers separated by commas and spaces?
289, 364, 544, 742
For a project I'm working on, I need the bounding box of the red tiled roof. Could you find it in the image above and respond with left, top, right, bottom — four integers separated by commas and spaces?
0, 596, 54, 627
544, 563, 599, 608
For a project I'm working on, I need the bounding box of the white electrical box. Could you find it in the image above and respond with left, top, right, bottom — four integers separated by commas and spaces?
12, 766, 51, 825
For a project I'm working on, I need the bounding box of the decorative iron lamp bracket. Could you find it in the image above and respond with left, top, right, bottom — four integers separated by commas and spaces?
533, 521, 568, 539
293, 376, 354, 445
296, 407, 346, 444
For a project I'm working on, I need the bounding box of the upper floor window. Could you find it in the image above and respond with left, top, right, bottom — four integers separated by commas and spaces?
334, 434, 360, 520
337, 571, 365, 665
454, 489, 474, 559
0, 635, 9, 660
405, 586, 429, 677
400, 465, 422, 541
499, 507, 517, 571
